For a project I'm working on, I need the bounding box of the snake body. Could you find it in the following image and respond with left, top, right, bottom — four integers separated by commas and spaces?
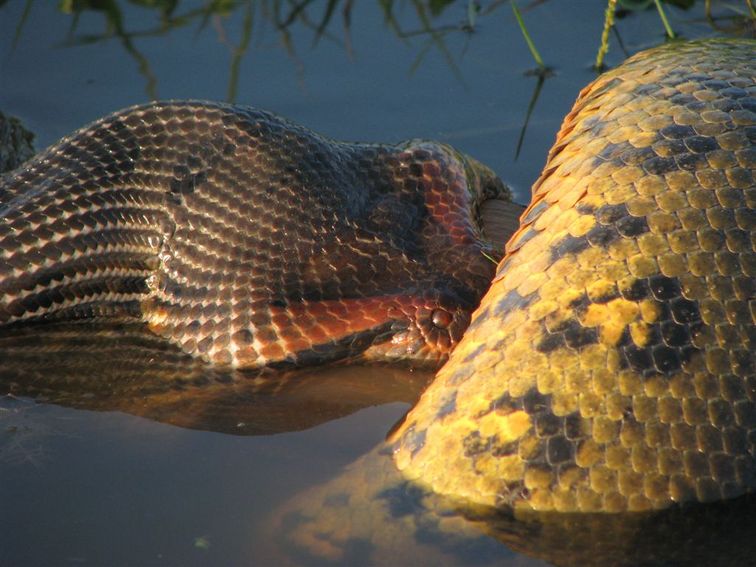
0, 39, 754, 516
393, 39, 755, 512
0, 102, 504, 369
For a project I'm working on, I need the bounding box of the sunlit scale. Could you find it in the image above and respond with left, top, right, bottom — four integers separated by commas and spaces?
0, 101, 509, 370
392, 39, 755, 513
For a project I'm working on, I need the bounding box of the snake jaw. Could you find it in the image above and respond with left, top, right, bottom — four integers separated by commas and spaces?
357, 296, 474, 367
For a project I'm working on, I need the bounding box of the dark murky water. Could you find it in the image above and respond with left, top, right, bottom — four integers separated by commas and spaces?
0, 2, 752, 565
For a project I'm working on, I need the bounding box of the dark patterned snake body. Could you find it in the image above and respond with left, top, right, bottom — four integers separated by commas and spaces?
1, 39, 755, 516
0, 101, 504, 369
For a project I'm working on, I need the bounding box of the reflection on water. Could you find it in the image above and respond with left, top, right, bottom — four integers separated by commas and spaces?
0, 321, 432, 436
272, 440, 756, 566
0, 1, 754, 566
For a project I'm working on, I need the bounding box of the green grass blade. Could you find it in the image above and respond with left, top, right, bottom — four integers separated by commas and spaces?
511, 0, 544, 70
595, 0, 617, 71
653, 0, 676, 38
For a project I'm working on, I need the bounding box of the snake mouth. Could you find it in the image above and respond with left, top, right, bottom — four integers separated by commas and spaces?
456, 152, 512, 223
358, 298, 474, 368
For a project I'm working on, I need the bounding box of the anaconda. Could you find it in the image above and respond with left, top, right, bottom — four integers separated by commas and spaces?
1, 37, 754, 530
0, 100, 506, 369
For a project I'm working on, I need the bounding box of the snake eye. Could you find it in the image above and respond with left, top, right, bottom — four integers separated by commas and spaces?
431, 309, 453, 329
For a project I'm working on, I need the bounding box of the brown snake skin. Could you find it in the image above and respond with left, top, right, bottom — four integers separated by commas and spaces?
0, 102, 506, 369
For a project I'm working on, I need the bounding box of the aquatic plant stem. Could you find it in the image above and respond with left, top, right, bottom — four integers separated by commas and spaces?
653, 0, 676, 39
511, 1, 545, 71
595, 0, 618, 71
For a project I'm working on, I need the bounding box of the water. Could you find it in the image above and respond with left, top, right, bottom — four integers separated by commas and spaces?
0, 1, 752, 565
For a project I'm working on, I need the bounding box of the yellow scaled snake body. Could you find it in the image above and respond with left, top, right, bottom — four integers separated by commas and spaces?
0, 38, 754, 525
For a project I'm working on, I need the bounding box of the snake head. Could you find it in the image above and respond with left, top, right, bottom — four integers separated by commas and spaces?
346, 142, 512, 368
358, 292, 476, 368
456, 150, 512, 211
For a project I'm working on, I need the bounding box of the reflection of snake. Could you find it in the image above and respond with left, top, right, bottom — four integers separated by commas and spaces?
1, 39, 754, 514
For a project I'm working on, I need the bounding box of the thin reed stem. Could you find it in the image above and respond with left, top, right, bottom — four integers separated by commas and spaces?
511, 1, 544, 70
653, 0, 676, 39
595, 0, 618, 71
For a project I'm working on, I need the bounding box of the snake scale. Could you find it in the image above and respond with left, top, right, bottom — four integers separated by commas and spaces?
1, 39, 754, 515
0, 98, 504, 369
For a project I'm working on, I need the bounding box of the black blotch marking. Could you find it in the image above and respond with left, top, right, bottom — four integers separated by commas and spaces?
586, 224, 620, 247
491, 288, 537, 319
536, 331, 565, 354
535, 413, 561, 437
537, 318, 598, 353
597, 142, 628, 162
400, 425, 427, 457
546, 436, 573, 465
621, 278, 650, 301
596, 204, 627, 224
660, 124, 696, 140
486, 392, 520, 416
661, 320, 690, 347
616, 215, 649, 237
436, 391, 457, 420
564, 413, 583, 440
615, 275, 703, 377
592, 286, 621, 305
462, 343, 486, 364
649, 274, 680, 300
568, 293, 592, 315
684, 136, 719, 154
643, 156, 679, 175
523, 388, 549, 414
492, 441, 519, 457
675, 152, 710, 171
548, 234, 591, 263
651, 344, 681, 373
376, 481, 427, 518
463, 431, 491, 457
670, 297, 700, 324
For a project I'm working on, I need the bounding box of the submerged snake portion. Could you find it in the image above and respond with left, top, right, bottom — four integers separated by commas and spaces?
0, 39, 754, 525
392, 39, 755, 512
0, 102, 505, 369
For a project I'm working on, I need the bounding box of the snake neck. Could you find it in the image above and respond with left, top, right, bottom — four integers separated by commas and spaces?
0, 101, 505, 369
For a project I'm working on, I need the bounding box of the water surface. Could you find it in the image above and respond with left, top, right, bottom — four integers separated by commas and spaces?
0, 2, 752, 565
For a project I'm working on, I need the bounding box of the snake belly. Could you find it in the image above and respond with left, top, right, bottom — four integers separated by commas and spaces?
392, 39, 755, 513
0, 102, 505, 369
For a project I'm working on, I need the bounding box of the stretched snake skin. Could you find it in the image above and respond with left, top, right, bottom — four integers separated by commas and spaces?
0, 38, 754, 527
0, 102, 506, 369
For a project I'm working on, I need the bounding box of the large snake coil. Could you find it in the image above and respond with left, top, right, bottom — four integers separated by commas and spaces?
0, 39, 754, 513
